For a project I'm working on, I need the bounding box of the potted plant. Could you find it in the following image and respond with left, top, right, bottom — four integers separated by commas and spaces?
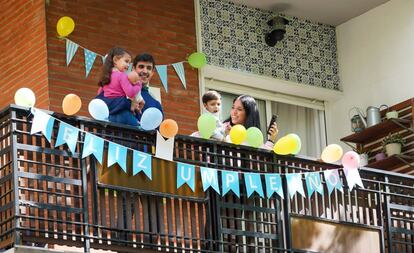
382, 133, 405, 156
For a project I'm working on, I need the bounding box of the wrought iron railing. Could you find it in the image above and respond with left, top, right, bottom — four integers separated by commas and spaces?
0, 105, 413, 253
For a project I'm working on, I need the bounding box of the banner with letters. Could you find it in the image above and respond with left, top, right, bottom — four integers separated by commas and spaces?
30, 107, 364, 199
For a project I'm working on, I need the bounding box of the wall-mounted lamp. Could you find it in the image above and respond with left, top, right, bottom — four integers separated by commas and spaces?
265, 16, 289, 47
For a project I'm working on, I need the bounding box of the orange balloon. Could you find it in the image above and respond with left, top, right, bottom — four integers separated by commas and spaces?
160, 119, 178, 138
62, 94, 82, 115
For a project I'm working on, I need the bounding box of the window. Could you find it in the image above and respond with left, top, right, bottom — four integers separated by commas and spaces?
206, 85, 326, 157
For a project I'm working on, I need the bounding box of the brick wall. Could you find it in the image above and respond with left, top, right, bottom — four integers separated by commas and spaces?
45, 0, 200, 134
0, 0, 49, 109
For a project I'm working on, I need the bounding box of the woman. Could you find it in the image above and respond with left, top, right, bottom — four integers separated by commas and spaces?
223, 95, 278, 149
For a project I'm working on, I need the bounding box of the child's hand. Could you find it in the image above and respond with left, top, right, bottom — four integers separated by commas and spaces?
136, 98, 145, 113
223, 122, 231, 136
128, 71, 140, 85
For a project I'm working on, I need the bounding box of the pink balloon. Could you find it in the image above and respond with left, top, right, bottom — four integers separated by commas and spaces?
341, 151, 360, 169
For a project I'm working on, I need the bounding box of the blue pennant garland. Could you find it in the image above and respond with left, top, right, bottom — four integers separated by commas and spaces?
172, 62, 186, 89
221, 170, 240, 197
324, 169, 343, 195
177, 162, 195, 192
55, 122, 79, 153
107, 142, 127, 172
265, 173, 284, 199
305, 172, 324, 197
133, 150, 152, 179
286, 174, 305, 198
244, 173, 264, 198
66, 39, 79, 66
84, 48, 97, 77
82, 133, 104, 164
30, 108, 55, 143
155, 65, 168, 93
200, 167, 220, 194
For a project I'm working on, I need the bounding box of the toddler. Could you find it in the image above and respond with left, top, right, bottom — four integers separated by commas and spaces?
96, 47, 142, 126
192, 90, 224, 140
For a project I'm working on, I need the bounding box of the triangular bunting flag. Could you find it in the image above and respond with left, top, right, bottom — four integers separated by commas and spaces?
176, 162, 195, 192
172, 62, 186, 89
344, 168, 364, 190
221, 170, 240, 197
30, 108, 55, 143
324, 169, 343, 195
200, 167, 220, 194
305, 172, 324, 197
101, 54, 107, 64
155, 131, 174, 161
133, 150, 152, 179
82, 133, 104, 164
155, 65, 168, 93
265, 174, 284, 199
244, 173, 264, 198
84, 48, 97, 77
55, 122, 79, 153
107, 142, 128, 173
286, 174, 305, 198
66, 39, 79, 66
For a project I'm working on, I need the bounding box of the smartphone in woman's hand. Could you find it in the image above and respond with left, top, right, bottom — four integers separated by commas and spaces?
267, 115, 278, 134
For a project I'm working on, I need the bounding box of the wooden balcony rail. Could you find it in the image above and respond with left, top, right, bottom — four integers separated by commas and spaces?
0, 105, 413, 253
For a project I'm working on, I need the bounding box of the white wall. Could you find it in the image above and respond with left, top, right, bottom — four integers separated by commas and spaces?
326, 0, 414, 146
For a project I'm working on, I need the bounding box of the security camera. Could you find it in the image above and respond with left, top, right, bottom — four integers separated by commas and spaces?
265, 16, 289, 47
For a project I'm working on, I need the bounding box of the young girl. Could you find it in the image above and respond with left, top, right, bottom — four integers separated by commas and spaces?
96, 47, 142, 126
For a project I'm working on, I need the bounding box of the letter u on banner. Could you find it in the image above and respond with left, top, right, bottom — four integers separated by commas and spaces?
177, 162, 195, 192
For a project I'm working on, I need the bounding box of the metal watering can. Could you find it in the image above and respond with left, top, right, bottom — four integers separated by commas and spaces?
349, 105, 388, 132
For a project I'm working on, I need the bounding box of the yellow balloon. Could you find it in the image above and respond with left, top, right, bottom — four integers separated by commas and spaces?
56, 16, 75, 37
273, 135, 296, 155
62, 94, 82, 115
321, 144, 343, 163
14, 88, 36, 107
229, 124, 247, 145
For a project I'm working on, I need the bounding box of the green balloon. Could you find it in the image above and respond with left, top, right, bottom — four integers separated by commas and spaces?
246, 127, 264, 148
197, 113, 216, 139
188, 52, 207, 68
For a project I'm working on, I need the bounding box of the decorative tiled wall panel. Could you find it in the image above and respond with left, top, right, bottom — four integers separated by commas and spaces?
200, 0, 340, 90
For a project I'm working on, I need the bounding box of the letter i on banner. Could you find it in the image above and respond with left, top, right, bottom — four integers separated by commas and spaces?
177, 162, 195, 192
221, 170, 240, 197
107, 142, 128, 173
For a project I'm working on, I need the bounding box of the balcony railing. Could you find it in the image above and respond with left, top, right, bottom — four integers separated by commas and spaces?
0, 105, 413, 253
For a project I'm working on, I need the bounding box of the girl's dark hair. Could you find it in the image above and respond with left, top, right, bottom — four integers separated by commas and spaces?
98, 47, 130, 87
224, 95, 261, 129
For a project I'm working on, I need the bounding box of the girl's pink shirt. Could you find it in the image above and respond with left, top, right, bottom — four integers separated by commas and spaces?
97, 71, 142, 98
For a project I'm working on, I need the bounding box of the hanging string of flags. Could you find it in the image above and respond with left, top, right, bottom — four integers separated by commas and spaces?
30, 107, 364, 199
64, 38, 194, 93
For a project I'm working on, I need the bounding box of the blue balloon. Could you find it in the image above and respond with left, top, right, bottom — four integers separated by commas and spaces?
88, 99, 109, 121
140, 107, 163, 130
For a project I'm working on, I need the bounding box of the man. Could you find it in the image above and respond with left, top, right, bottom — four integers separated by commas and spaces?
131, 53, 164, 122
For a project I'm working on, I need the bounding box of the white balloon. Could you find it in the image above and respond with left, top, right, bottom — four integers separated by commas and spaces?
88, 99, 109, 121
14, 88, 36, 107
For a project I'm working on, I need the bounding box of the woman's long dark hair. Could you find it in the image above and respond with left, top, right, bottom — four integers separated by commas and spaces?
98, 47, 130, 87
224, 95, 261, 129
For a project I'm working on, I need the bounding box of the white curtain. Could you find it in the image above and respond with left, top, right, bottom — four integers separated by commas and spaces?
271, 102, 326, 157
